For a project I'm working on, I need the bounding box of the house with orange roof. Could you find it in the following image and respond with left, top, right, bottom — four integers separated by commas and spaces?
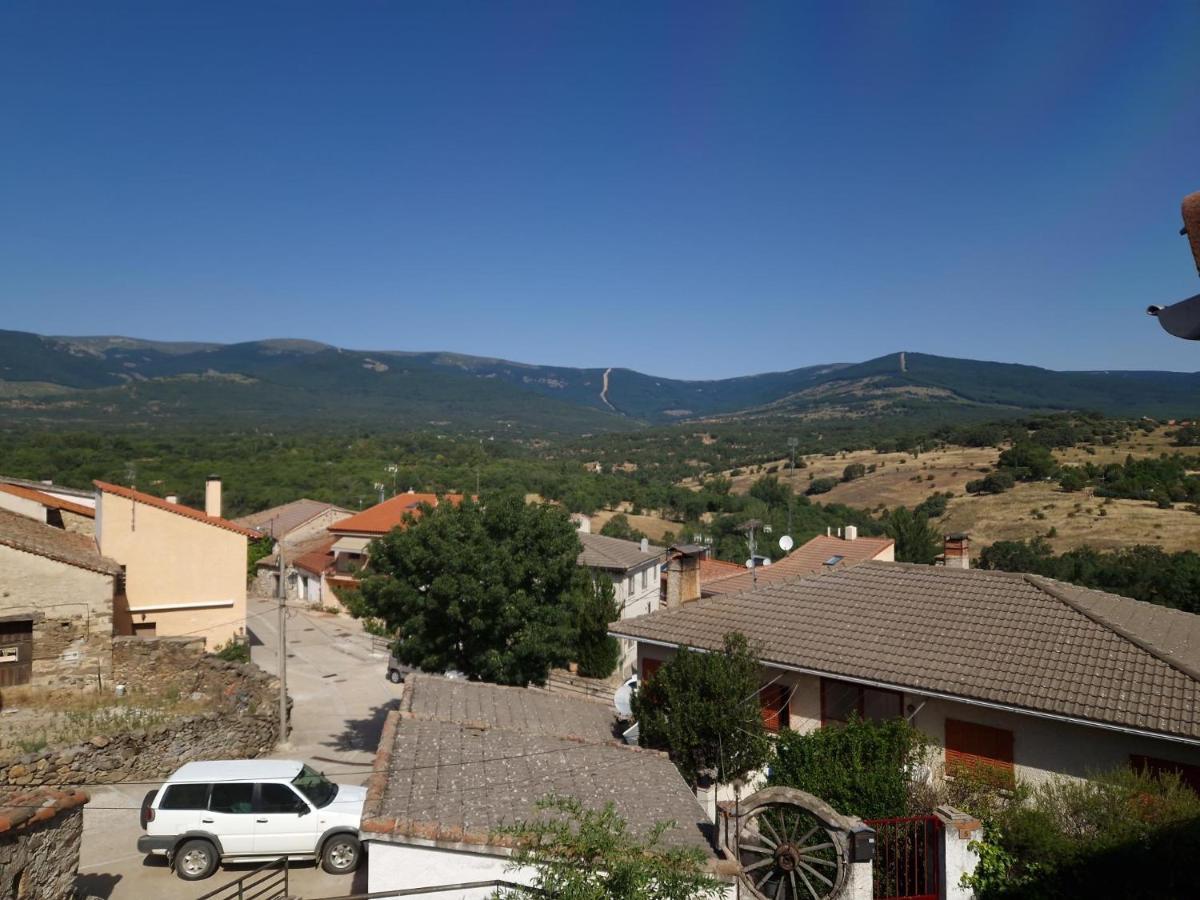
234, 498, 352, 601
0, 478, 96, 535
93, 477, 257, 648
326, 490, 467, 590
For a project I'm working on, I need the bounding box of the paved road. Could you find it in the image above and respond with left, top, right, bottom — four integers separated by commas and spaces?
77, 599, 403, 899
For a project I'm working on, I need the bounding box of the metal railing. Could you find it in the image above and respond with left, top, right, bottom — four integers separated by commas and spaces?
305, 881, 545, 899
196, 857, 289, 900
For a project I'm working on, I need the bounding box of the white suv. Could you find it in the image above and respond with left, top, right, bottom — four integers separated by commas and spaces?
137, 759, 367, 881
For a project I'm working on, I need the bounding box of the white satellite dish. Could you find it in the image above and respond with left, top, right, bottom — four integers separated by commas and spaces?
779, 534, 794, 552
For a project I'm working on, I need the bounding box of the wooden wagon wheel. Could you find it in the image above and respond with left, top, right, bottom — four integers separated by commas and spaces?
733, 787, 851, 900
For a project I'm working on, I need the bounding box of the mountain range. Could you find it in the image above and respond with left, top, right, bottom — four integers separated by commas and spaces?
2, 329, 1198, 433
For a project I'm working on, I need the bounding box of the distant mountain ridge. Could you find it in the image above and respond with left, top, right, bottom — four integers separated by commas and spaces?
1, 329, 1197, 432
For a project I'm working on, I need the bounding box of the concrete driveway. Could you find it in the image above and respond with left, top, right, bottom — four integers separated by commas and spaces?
77, 598, 403, 899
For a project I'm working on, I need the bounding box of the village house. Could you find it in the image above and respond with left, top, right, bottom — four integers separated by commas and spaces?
325, 490, 466, 591
359, 674, 725, 899
612, 549, 1200, 792
235, 498, 351, 603
698, 528, 895, 598
93, 478, 257, 649
0, 479, 96, 535
575, 531, 666, 674
0, 509, 121, 690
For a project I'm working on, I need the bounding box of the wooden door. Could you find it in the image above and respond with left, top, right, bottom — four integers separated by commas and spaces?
0, 619, 33, 687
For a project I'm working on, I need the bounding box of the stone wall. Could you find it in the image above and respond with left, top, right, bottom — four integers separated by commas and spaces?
544, 668, 619, 705
0, 788, 87, 900
1, 637, 280, 789
0, 544, 115, 690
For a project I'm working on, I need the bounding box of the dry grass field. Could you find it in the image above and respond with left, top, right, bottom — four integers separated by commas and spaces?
693, 426, 1200, 553
589, 505, 683, 542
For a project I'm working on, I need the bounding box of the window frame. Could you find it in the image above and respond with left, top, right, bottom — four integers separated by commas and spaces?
944, 718, 1015, 787
819, 677, 903, 726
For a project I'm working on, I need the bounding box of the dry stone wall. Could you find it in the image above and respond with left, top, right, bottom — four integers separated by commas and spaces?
0, 790, 86, 900
1, 637, 280, 789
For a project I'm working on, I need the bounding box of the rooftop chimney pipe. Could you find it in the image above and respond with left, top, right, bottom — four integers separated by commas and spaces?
205, 476, 222, 518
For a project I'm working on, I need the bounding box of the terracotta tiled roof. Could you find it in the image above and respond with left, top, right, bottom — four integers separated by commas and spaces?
0, 787, 89, 835
330, 492, 466, 536
0, 483, 95, 518
611, 561, 1200, 742
292, 538, 337, 577
93, 481, 259, 538
577, 532, 665, 572
361, 677, 713, 857
704, 533, 894, 596
0, 508, 120, 576
234, 498, 351, 538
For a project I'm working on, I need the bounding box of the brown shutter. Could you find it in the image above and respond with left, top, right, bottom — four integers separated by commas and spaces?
641, 657, 662, 682
945, 718, 1014, 786
760, 684, 790, 733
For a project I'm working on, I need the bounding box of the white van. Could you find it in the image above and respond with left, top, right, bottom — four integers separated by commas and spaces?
137, 759, 366, 881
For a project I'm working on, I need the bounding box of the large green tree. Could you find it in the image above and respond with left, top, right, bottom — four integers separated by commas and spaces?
632, 632, 771, 786
573, 572, 621, 679
358, 495, 582, 685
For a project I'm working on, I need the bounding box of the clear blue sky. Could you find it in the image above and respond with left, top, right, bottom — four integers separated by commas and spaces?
2, 1, 1199, 379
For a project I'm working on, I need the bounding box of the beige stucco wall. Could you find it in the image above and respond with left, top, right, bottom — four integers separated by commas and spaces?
0, 545, 115, 688
0, 492, 44, 522
634, 645, 1200, 787
95, 492, 246, 649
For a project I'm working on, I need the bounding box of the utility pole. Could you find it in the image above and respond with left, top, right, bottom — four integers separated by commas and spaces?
786, 437, 798, 537
741, 519, 762, 589
275, 542, 289, 749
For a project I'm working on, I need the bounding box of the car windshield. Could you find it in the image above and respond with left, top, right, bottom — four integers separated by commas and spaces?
292, 765, 338, 808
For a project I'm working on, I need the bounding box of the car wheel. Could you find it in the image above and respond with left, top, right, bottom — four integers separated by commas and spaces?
174, 839, 219, 881
388, 668, 403, 684
321, 834, 361, 874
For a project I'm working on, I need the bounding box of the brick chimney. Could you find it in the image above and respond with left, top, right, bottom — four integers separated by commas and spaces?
665, 545, 703, 608
943, 533, 970, 569
205, 475, 222, 518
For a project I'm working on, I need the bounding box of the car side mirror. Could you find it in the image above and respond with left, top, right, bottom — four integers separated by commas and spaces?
296, 805, 310, 816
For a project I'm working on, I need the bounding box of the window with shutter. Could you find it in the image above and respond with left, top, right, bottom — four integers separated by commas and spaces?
760, 684, 791, 733
641, 657, 662, 682
945, 718, 1014, 786
1131, 755, 1200, 794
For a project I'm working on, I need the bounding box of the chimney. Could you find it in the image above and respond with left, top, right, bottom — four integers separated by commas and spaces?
826, 526, 831, 537
205, 476, 222, 518
571, 513, 591, 534
165, 494, 179, 505
844, 525, 858, 541
665, 546, 703, 608
943, 533, 970, 569
640, 537, 649, 554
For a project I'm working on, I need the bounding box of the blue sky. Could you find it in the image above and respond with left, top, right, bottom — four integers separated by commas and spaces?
2, 1, 1199, 379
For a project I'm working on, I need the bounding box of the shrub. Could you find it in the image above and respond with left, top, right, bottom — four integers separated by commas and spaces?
214, 637, 250, 664
805, 477, 838, 496
573, 574, 620, 679
768, 715, 928, 820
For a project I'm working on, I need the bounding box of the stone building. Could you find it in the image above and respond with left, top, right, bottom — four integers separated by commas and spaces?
236, 498, 351, 602
0, 787, 89, 900
0, 509, 120, 690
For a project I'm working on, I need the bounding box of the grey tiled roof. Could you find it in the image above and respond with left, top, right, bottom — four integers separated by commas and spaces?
611, 561, 1200, 741
362, 675, 713, 857
0, 508, 120, 576
234, 498, 349, 537
403, 674, 618, 743
705, 533, 893, 596
577, 532, 664, 573
361, 715, 714, 856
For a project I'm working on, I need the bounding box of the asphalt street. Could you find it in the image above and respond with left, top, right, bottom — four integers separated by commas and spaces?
76, 598, 403, 899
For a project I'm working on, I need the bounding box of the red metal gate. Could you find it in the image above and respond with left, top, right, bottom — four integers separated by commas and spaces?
863, 815, 942, 900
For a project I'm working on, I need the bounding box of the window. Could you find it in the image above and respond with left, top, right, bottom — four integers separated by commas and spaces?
133, 622, 157, 638
641, 657, 663, 682
641, 568, 648, 591
820, 678, 902, 726
209, 782, 254, 814
257, 782, 308, 814
0, 647, 17, 663
1131, 755, 1200, 794
160, 783, 210, 810
945, 719, 1014, 786
760, 684, 791, 733
292, 765, 338, 808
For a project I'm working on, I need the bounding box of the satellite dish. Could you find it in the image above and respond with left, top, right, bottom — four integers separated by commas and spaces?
745, 559, 755, 569
779, 535, 794, 552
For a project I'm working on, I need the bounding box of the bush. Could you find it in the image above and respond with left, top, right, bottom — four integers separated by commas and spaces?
768, 715, 928, 820
805, 477, 838, 496
842, 463, 867, 482
214, 637, 250, 664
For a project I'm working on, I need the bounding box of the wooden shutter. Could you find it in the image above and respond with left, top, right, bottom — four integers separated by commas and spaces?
641, 657, 662, 682
945, 719, 1014, 786
760, 684, 791, 733
1131, 755, 1200, 794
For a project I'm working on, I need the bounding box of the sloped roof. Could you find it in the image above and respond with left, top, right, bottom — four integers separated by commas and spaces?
577, 531, 664, 572
362, 676, 713, 857
611, 561, 1200, 742
402, 674, 617, 743
0, 483, 95, 518
0, 475, 92, 500
292, 538, 337, 577
0, 787, 89, 835
234, 498, 350, 538
330, 492, 466, 536
0, 508, 120, 576
704, 533, 894, 596
94, 481, 258, 538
